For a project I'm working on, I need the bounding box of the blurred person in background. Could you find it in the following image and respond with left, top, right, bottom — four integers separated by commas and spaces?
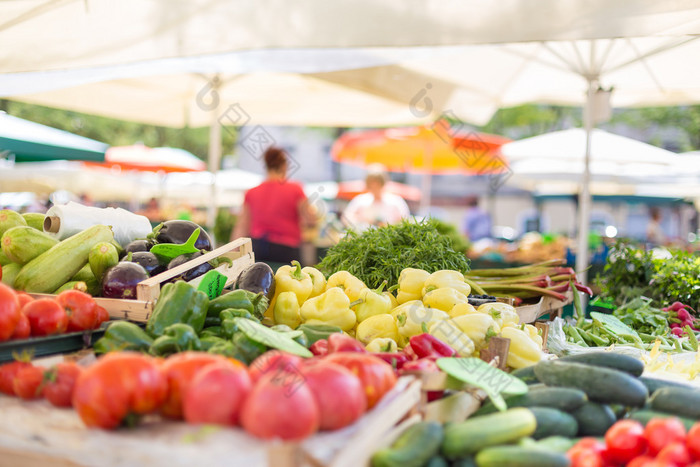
646, 206, 667, 246
342, 164, 410, 230
233, 146, 315, 263
462, 195, 492, 241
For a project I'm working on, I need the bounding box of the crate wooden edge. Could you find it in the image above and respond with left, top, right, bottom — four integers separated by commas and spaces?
30, 238, 255, 323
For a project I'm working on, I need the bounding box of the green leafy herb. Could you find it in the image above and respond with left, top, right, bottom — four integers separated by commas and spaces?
318, 218, 471, 289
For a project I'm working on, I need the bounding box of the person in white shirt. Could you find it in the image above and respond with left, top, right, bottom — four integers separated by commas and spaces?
342, 164, 410, 231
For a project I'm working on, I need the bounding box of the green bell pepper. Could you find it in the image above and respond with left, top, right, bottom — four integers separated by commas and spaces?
231, 333, 267, 364
146, 281, 209, 336
149, 323, 202, 356
200, 326, 223, 338
203, 316, 221, 328
207, 290, 256, 319
298, 323, 344, 345
271, 324, 310, 348
93, 321, 154, 354
200, 335, 227, 351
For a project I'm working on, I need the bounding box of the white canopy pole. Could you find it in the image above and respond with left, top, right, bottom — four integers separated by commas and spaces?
575, 78, 596, 286
206, 77, 222, 231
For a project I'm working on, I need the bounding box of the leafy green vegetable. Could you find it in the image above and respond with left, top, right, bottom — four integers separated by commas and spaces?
318, 218, 471, 289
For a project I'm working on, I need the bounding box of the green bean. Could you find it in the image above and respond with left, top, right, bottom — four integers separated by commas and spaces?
685, 326, 698, 352
580, 329, 609, 346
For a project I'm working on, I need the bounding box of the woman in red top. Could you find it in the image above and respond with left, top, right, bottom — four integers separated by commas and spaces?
232, 147, 314, 263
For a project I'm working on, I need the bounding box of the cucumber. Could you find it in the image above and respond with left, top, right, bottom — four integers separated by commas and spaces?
628, 409, 697, 431
529, 407, 578, 439
649, 387, 700, 419
475, 446, 570, 467
371, 421, 443, 467
511, 366, 540, 385
640, 376, 697, 394
0, 210, 27, 237
451, 458, 477, 467
1, 262, 21, 287
533, 360, 648, 407
474, 386, 587, 415
1, 226, 59, 265
14, 224, 114, 293
425, 456, 449, 467
571, 402, 617, 436
89, 241, 119, 283
442, 408, 537, 458
21, 213, 45, 231
559, 352, 644, 377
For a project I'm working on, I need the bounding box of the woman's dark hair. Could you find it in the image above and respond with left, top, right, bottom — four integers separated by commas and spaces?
264, 146, 287, 172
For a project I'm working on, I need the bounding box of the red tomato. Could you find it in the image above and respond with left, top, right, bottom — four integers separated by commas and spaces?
248, 350, 302, 384
16, 292, 34, 309
13, 365, 45, 400
323, 352, 397, 408
568, 438, 607, 467
657, 441, 693, 466
687, 423, 700, 460
327, 333, 366, 353
605, 420, 648, 465
301, 361, 367, 430
240, 369, 320, 440
0, 282, 20, 341
43, 362, 83, 408
95, 306, 109, 326
0, 360, 33, 395
644, 417, 687, 455
10, 312, 30, 340
183, 360, 251, 426
627, 456, 656, 467
24, 298, 68, 336
72, 352, 167, 429
55, 290, 98, 332
159, 352, 229, 419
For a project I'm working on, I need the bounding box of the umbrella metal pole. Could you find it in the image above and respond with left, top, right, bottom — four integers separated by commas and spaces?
575, 78, 596, 288
206, 80, 222, 233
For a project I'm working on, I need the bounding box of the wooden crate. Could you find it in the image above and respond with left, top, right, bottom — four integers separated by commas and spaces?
31, 237, 255, 323
0, 376, 421, 467
516, 289, 573, 324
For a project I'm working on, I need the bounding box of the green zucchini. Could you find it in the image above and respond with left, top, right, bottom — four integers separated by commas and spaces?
649, 387, 700, 419
442, 408, 536, 458
0, 250, 10, 266
1, 262, 21, 287
475, 446, 570, 467
533, 360, 647, 407
53, 281, 87, 294
529, 407, 578, 439
71, 264, 95, 282
639, 376, 696, 395
511, 366, 540, 385
1, 226, 58, 264
88, 241, 119, 283
628, 409, 697, 431
371, 421, 443, 467
474, 386, 587, 415
571, 402, 617, 436
559, 352, 644, 377
14, 224, 114, 293
0, 210, 27, 237
21, 213, 46, 231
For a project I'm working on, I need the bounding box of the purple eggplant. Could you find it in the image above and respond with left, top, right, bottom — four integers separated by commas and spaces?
153, 220, 212, 251
129, 251, 167, 277
102, 262, 149, 299
167, 251, 213, 282
234, 262, 275, 299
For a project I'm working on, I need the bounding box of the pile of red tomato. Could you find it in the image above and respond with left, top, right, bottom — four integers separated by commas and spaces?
0, 349, 397, 440
0, 283, 109, 340
569, 418, 700, 467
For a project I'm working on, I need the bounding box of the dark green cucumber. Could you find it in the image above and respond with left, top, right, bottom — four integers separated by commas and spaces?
371, 421, 443, 467
442, 408, 536, 458
640, 376, 696, 395
425, 456, 449, 467
511, 366, 540, 385
559, 352, 644, 377
474, 386, 587, 415
533, 360, 648, 407
571, 402, 617, 436
628, 409, 697, 431
475, 446, 570, 467
451, 458, 477, 467
529, 407, 578, 439
649, 387, 700, 419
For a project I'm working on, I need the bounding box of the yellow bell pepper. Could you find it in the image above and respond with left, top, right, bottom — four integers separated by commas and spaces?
366, 337, 398, 353
428, 319, 475, 357
448, 302, 479, 318
387, 291, 399, 308
477, 302, 520, 328
326, 271, 366, 302
451, 313, 500, 350
300, 287, 357, 332
266, 261, 313, 318
302, 266, 327, 298
423, 287, 469, 312
356, 314, 399, 345
393, 301, 449, 340
522, 324, 544, 348
500, 325, 543, 369
353, 282, 393, 323
421, 270, 471, 297
272, 291, 302, 329
396, 268, 431, 304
